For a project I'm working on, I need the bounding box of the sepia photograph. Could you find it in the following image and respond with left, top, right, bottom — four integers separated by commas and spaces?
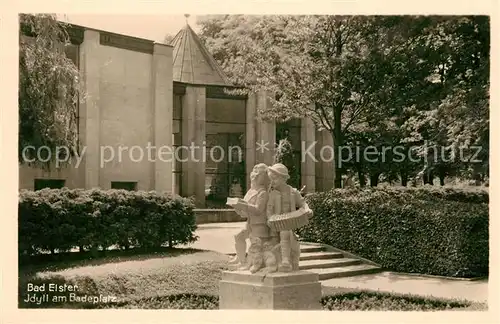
16, 12, 489, 312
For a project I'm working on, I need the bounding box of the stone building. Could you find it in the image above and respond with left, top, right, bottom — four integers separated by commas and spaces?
19, 22, 334, 207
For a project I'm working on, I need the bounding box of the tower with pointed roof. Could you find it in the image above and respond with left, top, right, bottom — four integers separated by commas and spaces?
169, 20, 232, 86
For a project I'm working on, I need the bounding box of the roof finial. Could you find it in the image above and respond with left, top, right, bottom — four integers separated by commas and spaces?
184, 14, 190, 25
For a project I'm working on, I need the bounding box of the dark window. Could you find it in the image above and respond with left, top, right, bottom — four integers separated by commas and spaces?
111, 182, 137, 191
173, 94, 183, 196
34, 179, 66, 191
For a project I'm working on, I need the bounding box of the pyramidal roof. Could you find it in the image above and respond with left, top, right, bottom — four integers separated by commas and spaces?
169, 23, 232, 86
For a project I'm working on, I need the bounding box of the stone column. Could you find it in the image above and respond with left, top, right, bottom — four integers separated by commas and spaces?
245, 92, 257, 188
79, 30, 101, 189
152, 43, 173, 193
315, 129, 334, 191
255, 90, 276, 166
301, 116, 316, 193
182, 86, 206, 207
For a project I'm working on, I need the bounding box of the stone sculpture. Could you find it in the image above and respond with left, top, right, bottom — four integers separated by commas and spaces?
266, 163, 311, 272
226, 163, 313, 274
227, 163, 270, 269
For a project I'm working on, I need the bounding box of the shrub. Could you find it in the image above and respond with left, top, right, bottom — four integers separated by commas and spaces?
321, 290, 486, 311
18, 188, 197, 258
97, 293, 485, 310
96, 294, 219, 309
298, 187, 489, 278
317, 185, 489, 204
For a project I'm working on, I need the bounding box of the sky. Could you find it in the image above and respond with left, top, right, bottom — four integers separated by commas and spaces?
57, 14, 202, 43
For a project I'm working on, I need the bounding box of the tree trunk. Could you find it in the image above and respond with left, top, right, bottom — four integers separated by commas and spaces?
401, 171, 408, 186
333, 107, 343, 189
423, 168, 434, 185
370, 173, 380, 187
472, 164, 482, 186
358, 170, 366, 187
332, 26, 344, 189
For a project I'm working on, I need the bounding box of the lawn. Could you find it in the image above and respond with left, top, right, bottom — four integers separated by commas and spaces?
19, 248, 487, 310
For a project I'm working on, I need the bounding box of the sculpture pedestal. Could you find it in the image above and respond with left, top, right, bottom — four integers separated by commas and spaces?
219, 270, 322, 310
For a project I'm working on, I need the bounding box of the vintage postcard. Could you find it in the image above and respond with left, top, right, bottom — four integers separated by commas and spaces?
2, 1, 497, 323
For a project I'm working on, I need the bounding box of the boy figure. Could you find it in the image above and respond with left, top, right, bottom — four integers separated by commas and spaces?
228, 163, 270, 268
267, 163, 305, 272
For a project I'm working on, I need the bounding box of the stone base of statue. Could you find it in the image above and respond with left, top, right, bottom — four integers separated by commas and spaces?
219, 270, 322, 310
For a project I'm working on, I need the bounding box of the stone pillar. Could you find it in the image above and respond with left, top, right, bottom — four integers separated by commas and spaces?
315, 129, 334, 191
301, 116, 316, 193
219, 271, 322, 310
152, 43, 173, 192
255, 90, 276, 166
182, 86, 206, 207
245, 92, 257, 188
79, 30, 100, 189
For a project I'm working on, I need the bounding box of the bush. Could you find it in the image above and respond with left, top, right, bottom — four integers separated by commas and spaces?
321, 290, 487, 311
98, 292, 485, 310
96, 294, 219, 309
317, 185, 489, 204
298, 187, 489, 278
18, 188, 197, 258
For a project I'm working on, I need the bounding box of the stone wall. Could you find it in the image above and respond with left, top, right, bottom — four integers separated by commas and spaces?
194, 209, 245, 224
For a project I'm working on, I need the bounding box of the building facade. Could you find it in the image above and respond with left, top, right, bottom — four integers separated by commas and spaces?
19, 22, 334, 207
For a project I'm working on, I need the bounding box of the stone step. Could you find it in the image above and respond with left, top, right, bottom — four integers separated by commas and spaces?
299, 251, 344, 261
307, 264, 382, 280
299, 258, 361, 270
299, 245, 326, 253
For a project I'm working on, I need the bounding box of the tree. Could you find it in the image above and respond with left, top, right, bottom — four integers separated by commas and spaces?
197, 15, 490, 187
398, 16, 490, 185
197, 15, 380, 188
19, 14, 83, 169
163, 33, 175, 44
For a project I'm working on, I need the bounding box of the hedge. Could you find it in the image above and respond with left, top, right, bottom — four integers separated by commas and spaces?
298, 187, 489, 278
18, 188, 197, 257
314, 185, 489, 204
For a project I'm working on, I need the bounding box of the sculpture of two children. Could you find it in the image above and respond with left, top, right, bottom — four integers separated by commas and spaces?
227, 163, 311, 274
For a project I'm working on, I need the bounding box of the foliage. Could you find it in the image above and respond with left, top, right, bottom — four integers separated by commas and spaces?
18, 188, 197, 259
197, 15, 490, 187
19, 14, 84, 169
100, 292, 484, 310
325, 185, 489, 204
321, 290, 486, 311
273, 138, 301, 189
98, 294, 219, 309
297, 187, 489, 278
163, 33, 175, 44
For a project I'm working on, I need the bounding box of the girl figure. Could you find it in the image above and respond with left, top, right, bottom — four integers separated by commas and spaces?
228, 163, 270, 269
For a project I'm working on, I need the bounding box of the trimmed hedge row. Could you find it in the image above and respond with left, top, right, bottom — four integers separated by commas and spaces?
313, 185, 489, 204
19, 188, 197, 257
298, 187, 489, 278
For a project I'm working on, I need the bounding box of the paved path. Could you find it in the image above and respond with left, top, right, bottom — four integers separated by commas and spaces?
184, 222, 488, 303
183, 222, 245, 254
322, 272, 487, 303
